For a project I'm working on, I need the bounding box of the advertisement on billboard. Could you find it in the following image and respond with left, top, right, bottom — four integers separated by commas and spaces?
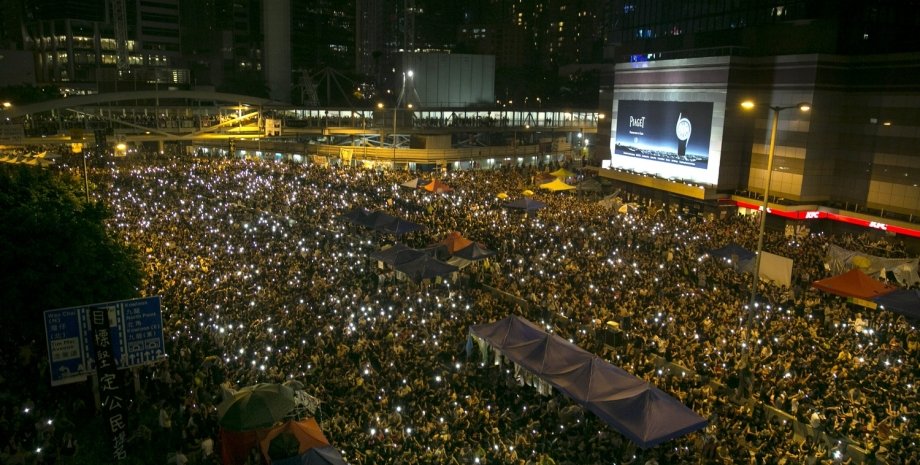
613, 100, 714, 169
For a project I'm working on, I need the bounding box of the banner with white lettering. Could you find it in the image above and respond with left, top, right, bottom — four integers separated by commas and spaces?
90, 307, 128, 461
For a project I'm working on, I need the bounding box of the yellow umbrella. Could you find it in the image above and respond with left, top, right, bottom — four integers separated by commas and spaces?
497, 192, 509, 199
851, 256, 871, 269
522, 189, 535, 196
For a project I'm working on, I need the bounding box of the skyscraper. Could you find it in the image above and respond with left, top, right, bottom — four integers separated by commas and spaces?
600, 0, 920, 225
608, 0, 920, 61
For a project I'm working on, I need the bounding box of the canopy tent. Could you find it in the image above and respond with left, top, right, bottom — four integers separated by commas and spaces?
400, 177, 429, 189
273, 446, 348, 465
577, 178, 604, 193
345, 210, 425, 236
260, 419, 330, 463
370, 243, 435, 267
873, 289, 920, 321
376, 217, 425, 236
504, 197, 546, 212
336, 207, 372, 225
709, 243, 756, 272
424, 179, 454, 193
395, 254, 459, 282
338, 209, 423, 235
453, 242, 496, 261
340, 210, 393, 229
365, 211, 401, 230
438, 231, 473, 254
445, 256, 475, 270
709, 243, 755, 262
469, 315, 706, 448
539, 178, 577, 192
812, 268, 898, 300
550, 167, 575, 178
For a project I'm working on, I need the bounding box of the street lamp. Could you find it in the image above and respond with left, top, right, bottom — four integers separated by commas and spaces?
392, 70, 414, 168
740, 100, 810, 330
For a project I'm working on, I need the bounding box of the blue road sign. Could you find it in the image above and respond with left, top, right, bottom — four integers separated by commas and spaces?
44, 296, 165, 386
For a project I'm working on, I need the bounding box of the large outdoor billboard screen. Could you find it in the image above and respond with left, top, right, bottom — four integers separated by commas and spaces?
611, 100, 718, 184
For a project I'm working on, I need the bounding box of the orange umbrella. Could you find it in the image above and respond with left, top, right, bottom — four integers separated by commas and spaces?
260, 419, 330, 463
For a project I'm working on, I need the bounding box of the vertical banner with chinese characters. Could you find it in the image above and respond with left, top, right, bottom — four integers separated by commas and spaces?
90, 307, 128, 461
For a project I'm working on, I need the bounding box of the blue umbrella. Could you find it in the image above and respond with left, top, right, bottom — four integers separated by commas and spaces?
273, 445, 348, 465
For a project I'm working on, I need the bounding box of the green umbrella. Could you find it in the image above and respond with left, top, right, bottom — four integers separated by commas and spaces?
218, 383, 296, 431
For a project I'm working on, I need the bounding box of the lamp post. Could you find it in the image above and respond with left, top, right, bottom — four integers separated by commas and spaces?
392, 70, 413, 168
740, 100, 810, 342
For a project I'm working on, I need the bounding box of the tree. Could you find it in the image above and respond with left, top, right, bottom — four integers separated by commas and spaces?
0, 165, 143, 346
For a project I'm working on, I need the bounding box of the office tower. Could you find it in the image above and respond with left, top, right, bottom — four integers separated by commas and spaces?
602, 0, 920, 224
263, 0, 291, 102
608, 0, 920, 61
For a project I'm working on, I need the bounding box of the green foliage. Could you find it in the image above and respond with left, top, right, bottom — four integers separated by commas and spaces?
0, 165, 143, 345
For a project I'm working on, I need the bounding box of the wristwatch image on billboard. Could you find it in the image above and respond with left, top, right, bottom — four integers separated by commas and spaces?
675, 113, 691, 157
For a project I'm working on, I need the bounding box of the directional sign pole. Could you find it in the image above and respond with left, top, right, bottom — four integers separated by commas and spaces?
44, 296, 165, 386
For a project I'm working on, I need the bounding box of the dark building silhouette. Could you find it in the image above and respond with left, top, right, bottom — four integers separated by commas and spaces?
597, 0, 920, 229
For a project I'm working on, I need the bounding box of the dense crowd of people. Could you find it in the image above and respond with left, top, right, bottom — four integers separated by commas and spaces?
2, 155, 918, 464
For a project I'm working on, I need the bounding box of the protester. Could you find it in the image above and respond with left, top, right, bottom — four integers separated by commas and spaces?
1, 155, 917, 464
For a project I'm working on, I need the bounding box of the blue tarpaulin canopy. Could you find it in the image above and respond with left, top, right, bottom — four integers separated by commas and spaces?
709, 243, 755, 262
503, 197, 546, 212
376, 217, 424, 236
370, 243, 435, 267
873, 289, 920, 321
338, 208, 424, 236
394, 255, 459, 283
469, 315, 707, 449
336, 207, 372, 224
453, 242, 495, 261
709, 243, 756, 272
